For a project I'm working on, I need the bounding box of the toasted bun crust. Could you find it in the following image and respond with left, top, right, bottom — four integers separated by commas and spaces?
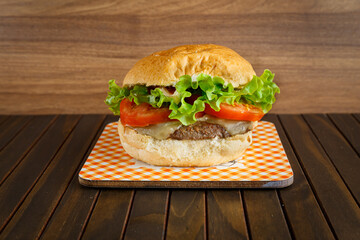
118, 120, 252, 167
123, 44, 256, 88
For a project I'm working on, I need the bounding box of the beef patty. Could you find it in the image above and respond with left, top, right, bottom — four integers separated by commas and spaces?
169, 122, 230, 140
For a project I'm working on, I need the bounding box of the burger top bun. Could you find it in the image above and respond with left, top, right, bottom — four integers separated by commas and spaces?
123, 44, 256, 88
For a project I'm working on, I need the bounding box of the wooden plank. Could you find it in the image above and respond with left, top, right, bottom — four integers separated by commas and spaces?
81, 189, 134, 240
243, 189, 291, 240
79, 179, 293, 188
354, 114, 360, 122
265, 115, 335, 240
279, 115, 360, 239
0, 115, 80, 231
0, 115, 9, 127
0, 115, 106, 239
207, 190, 248, 240
304, 114, 360, 203
0, 115, 55, 184
77, 117, 135, 240
329, 114, 360, 156
39, 173, 99, 239
0, 12, 360, 114
39, 115, 118, 239
0, 116, 32, 151
1, 0, 360, 16
166, 190, 205, 240
123, 190, 169, 240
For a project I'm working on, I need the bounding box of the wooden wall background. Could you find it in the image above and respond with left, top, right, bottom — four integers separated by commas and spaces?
0, 0, 359, 114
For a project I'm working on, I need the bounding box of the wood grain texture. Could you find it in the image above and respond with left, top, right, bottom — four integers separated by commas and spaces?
39, 115, 118, 239
243, 189, 291, 240
0, 113, 358, 239
207, 190, 248, 240
81, 189, 134, 240
0, 115, 105, 239
329, 114, 360, 156
265, 115, 335, 240
166, 190, 206, 240
78, 116, 135, 239
354, 114, 360, 122
0, 115, 79, 232
0, 116, 32, 151
279, 115, 360, 240
0, 116, 55, 184
1, 0, 360, 16
124, 190, 168, 240
39, 174, 99, 240
0, 1, 359, 114
304, 114, 360, 203
0, 116, 9, 126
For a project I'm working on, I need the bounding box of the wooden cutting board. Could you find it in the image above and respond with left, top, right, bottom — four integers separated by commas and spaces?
79, 121, 293, 188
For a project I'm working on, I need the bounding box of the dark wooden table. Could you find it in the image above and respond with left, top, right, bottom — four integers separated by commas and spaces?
0, 114, 359, 240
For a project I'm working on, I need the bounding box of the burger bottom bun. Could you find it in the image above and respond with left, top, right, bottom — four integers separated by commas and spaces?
118, 120, 252, 167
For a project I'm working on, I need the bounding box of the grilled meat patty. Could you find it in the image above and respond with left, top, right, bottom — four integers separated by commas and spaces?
169, 122, 230, 140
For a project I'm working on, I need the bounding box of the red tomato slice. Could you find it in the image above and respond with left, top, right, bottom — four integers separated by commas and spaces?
195, 111, 205, 118
120, 99, 173, 127
204, 103, 264, 121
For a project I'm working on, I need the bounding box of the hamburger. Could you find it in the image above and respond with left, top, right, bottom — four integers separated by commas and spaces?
105, 44, 280, 167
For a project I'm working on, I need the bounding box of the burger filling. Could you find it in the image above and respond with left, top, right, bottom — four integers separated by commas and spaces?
105, 70, 279, 140
131, 115, 256, 140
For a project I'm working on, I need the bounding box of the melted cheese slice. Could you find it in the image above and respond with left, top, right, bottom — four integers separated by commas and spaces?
199, 115, 255, 136
132, 121, 182, 140
132, 115, 255, 140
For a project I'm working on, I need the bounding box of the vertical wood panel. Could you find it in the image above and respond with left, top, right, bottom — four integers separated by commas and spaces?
124, 190, 169, 240
0, 115, 105, 239
0, 113, 359, 239
0, 116, 9, 126
0, 115, 80, 231
39, 116, 118, 239
39, 176, 99, 239
81, 189, 134, 240
243, 189, 291, 240
264, 115, 335, 240
329, 114, 360, 156
304, 114, 360, 203
279, 115, 360, 239
0, 116, 32, 151
166, 190, 205, 240
207, 190, 248, 240
0, 116, 55, 184
353, 114, 360, 122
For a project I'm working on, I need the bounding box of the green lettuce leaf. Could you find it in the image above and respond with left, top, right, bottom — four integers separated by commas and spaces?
105, 80, 129, 115
238, 69, 280, 113
105, 69, 279, 125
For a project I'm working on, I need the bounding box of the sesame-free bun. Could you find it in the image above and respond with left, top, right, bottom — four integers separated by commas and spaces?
118, 120, 252, 167
123, 44, 256, 88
